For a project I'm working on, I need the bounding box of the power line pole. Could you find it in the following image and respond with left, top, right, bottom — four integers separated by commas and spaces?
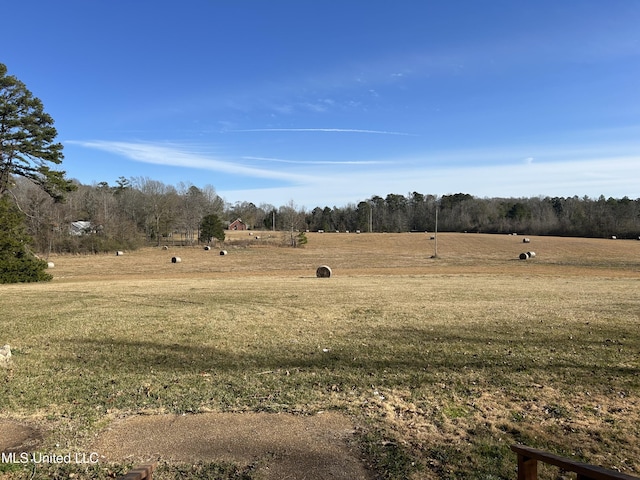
434, 206, 438, 258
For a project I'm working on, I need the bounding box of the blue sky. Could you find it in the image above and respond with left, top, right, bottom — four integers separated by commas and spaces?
4, 1, 640, 208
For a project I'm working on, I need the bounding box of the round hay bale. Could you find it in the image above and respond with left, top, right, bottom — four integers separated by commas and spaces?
0, 345, 11, 363
527, 251, 536, 258
171, 256, 181, 263
203, 245, 211, 251
116, 250, 124, 256
162, 245, 169, 250
523, 238, 531, 243
219, 250, 227, 256
316, 265, 332, 278
519, 252, 529, 260
47, 261, 55, 268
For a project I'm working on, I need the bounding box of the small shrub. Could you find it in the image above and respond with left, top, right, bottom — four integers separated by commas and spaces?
296, 231, 308, 246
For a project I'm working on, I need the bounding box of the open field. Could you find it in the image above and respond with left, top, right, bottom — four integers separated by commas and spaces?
1, 232, 639, 479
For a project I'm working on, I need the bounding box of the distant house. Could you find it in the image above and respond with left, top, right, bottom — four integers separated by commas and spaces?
69, 221, 94, 236
228, 218, 247, 231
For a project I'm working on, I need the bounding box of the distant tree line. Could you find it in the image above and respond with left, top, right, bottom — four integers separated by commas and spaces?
10, 176, 225, 254
306, 192, 640, 239
7, 178, 639, 255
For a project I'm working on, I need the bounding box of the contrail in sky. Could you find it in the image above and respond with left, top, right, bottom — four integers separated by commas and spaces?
242, 156, 386, 165
231, 128, 416, 136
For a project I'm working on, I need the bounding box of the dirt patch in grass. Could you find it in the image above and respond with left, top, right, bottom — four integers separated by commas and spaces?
0, 419, 43, 453
91, 411, 372, 480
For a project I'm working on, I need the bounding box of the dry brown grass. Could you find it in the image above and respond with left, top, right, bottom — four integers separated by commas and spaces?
1, 232, 639, 479
44, 231, 640, 280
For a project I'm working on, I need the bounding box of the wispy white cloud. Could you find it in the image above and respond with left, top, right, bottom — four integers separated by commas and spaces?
69, 140, 312, 183
242, 156, 386, 165
231, 128, 416, 136
297, 99, 336, 113
68, 139, 639, 209
219, 155, 640, 208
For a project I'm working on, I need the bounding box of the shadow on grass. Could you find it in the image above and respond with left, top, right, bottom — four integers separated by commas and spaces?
6, 326, 639, 480
60, 323, 638, 383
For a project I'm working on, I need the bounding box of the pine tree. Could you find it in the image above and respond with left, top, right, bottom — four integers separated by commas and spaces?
199, 214, 225, 244
0, 196, 52, 283
0, 63, 74, 282
0, 63, 74, 199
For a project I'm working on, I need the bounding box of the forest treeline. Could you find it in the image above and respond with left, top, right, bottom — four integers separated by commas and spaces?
10, 176, 640, 254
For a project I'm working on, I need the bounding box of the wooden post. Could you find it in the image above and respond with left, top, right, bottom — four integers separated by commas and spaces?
511, 445, 640, 480
117, 464, 155, 480
516, 451, 538, 480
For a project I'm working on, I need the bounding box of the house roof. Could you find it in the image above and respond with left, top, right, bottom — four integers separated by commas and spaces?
70, 221, 92, 235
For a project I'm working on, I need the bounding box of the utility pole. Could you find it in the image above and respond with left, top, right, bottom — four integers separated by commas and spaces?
434, 207, 438, 258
